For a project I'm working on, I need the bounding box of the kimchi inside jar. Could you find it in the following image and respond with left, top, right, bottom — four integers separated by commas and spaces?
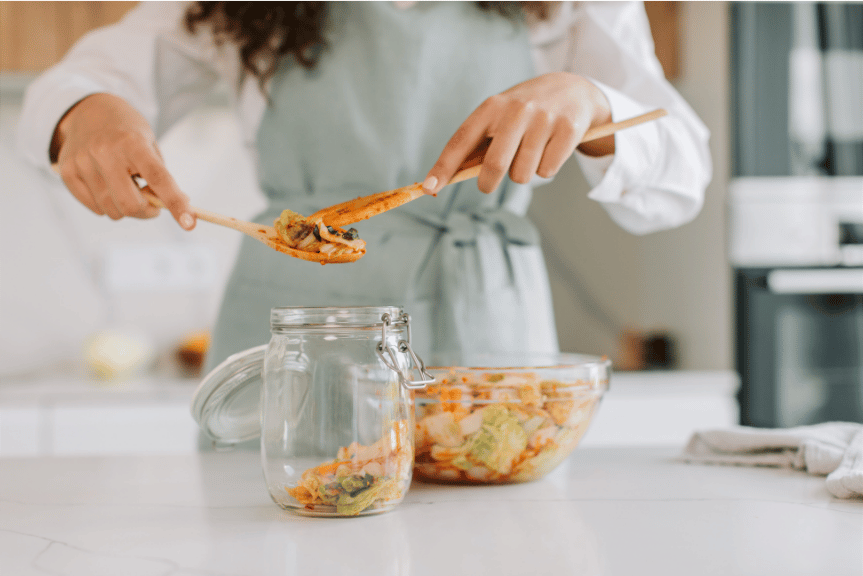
261, 306, 431, 516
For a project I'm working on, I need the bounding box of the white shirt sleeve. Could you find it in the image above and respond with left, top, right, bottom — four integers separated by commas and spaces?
528, 1, 712, 235
16, 1, 233, 170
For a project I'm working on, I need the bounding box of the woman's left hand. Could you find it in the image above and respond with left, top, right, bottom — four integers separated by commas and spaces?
422, 72, 614, 195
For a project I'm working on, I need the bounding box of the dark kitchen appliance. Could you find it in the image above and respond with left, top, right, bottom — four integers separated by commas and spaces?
729, 177, 863, 427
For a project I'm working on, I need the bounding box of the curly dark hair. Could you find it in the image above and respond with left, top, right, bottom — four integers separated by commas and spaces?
185, 2, 554, 91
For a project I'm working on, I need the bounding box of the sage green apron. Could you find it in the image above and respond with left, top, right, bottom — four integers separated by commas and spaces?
207, 1, 559, 370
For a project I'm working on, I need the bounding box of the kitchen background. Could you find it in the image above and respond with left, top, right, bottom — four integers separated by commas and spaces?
1, 2, 860, 455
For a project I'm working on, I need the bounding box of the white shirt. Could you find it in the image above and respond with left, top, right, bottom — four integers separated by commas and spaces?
17, 1, 711, 235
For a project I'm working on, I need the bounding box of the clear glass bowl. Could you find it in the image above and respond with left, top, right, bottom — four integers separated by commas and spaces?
412, 354, 611, 484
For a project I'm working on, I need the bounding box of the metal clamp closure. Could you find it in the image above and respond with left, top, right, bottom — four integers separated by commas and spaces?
375, 313, 434, 389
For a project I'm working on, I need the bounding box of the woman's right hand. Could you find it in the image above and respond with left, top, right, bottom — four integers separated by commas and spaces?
51, 93, 196, 230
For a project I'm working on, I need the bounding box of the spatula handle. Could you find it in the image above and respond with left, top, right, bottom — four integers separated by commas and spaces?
581, 108, 667, 143
139, 188, 260, 234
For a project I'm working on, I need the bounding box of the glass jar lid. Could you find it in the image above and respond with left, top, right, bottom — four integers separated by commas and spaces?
270, 305, 405, 331
191, 344, 267, 444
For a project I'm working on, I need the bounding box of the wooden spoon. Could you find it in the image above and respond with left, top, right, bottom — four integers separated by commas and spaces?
139, 189, 362, 264
49, 165, 359, 264
312, 108, 668, 228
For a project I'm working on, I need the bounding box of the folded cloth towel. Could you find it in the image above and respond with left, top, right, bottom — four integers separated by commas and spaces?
682, 422, 863, 499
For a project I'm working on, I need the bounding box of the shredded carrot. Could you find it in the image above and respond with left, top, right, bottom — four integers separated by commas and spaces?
311, 460, 348, 476
287, 485, 315, 504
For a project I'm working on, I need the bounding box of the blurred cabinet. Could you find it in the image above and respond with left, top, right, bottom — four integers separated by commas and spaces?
0, 403, 200, 456
0, 1, 137, 72
645, 1, 681, 80
0, 371, 737, 456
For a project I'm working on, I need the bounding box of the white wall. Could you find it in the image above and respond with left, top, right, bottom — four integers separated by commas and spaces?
0, 79, 264, 378
529, 2, 732, 370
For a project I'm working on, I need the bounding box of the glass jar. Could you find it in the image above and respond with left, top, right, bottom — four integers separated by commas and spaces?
192, 306, 432, 517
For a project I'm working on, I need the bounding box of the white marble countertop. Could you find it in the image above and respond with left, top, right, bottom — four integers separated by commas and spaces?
1, 446, 860, 576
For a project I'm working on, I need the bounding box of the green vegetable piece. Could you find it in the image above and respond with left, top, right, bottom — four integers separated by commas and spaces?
340, 473, 373, 496
336, 478, 394, 516
451, 453, 473, 471
318, 481, 341, 505
276, 209, 304, 227
466, 405, 527, 474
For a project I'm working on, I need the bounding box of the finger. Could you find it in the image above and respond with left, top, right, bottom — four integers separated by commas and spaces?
457, 137, 492, 171
58, 159, 103, 216
508, 111, 554, 185
94, 153, 154, 219
85, 140, 150, 219
75, 154, 124, 220
116, 171, 161, 219
121, 186, 161, 219
537, 118, 583, 179
125, 146, 167, 219
422, 98, 499, 195
476, 102, 533, 194
129, 142, 196, 230
130, 196, 161, 219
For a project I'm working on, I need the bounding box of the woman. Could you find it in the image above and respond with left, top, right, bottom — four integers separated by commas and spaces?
18, 1, 710, 369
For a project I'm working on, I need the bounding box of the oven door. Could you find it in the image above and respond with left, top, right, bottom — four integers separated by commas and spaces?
736, 267, 863, 427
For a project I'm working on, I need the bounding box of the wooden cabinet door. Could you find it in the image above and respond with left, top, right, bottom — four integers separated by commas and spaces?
0, 1, 138, 72
645, 1, 681, 80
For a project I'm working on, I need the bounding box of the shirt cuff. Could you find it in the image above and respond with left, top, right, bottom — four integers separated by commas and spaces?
17, 74, 106, 169
574, 78, 662, 204
573, 152, 613, 186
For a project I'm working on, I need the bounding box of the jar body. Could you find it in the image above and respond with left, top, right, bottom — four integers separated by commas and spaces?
261, 307, 415, 516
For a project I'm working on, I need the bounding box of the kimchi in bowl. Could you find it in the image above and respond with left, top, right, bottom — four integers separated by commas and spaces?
412, 354, 611, 484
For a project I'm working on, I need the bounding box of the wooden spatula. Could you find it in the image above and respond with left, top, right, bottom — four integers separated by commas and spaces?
311, 108, 668, 228
139, 188, 363, 264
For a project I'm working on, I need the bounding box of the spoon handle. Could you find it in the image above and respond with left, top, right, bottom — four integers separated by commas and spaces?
138, 188, 265, 235
581, 108, 668, 142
